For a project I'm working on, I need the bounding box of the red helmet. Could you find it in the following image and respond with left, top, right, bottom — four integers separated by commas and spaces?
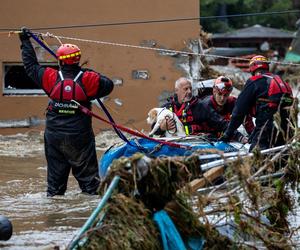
214, 76, 233, 95
56, 44, 81, 65
249, 55, 269, 73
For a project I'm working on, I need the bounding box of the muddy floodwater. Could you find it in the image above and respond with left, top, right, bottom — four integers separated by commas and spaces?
0, 131, 121, 250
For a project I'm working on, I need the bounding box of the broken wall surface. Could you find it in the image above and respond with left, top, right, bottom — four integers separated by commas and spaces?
0, 0, 200, 134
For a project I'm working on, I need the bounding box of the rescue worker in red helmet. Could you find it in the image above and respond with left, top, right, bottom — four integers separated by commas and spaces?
19, 28, 114, 196
220, 55, 294, 151
56, 43, 81, 65
199, 76, 254, 142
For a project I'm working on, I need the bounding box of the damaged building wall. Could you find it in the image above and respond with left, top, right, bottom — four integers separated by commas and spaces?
0, 0, 200, 134
156, 38, 205, 106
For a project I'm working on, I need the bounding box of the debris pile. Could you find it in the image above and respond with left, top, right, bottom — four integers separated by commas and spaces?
82, 193, 161, 250
77, 129, 300, 249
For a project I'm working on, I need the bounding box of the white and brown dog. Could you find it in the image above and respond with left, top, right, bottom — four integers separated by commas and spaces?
147, 108, 186, 137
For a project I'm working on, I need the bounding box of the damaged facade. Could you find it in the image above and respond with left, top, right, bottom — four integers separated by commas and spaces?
0, 0, 201, 134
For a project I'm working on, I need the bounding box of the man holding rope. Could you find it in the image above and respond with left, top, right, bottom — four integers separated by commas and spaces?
19, 28, 114, 197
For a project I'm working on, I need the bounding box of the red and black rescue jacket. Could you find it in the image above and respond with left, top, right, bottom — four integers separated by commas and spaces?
20, 38, 114, 133
164, 96, 202, 135
201, 95, 254, 135
224, 72, 293, 139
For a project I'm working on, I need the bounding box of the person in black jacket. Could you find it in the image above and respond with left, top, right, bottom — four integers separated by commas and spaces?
221, 55, 293, 151
19, 28, 114, 196
200, 76, 254, 142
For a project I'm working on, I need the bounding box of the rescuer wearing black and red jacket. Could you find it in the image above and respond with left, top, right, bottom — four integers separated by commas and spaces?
220, 55, 293, 151
19, 28, 114, 196
157, 77, 246, 140
200, 76, 254, 141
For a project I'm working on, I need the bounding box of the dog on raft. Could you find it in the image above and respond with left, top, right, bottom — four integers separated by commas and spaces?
147, 108, 186, 137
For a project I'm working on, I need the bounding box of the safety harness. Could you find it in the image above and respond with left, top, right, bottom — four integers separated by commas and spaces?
50, 71, 85, 101
169, 97, 201, 135
47, 70, 89, 115
257, 74, 293, 110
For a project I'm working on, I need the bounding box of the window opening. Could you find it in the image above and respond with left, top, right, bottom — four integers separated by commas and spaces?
3, 62, 58, 96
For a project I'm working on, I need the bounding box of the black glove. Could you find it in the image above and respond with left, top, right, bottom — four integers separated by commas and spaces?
19, 27, 31, 41
218, 133, 231, 143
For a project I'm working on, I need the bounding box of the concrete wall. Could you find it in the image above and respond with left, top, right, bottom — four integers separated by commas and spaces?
0, 0, 200, 134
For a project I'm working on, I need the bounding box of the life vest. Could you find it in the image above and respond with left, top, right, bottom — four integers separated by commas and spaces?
49, 71, 88, 102
48, 71, 88, 115
169, 98, 201, 135
258, 74, 293, 109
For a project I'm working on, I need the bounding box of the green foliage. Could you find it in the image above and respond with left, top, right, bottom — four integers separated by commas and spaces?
274, 178, 284, 193
200, 0, 298, 33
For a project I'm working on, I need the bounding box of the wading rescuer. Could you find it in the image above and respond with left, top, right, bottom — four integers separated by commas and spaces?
199, 76, 254, 142
19, 28, 114, 196
220, 55, 294, 151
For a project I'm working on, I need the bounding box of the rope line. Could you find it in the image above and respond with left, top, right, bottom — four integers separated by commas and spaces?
39, 32, 300, 67
0, 10, 299, 31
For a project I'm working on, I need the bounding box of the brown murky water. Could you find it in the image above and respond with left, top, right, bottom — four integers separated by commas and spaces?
0, 131, 121, 250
